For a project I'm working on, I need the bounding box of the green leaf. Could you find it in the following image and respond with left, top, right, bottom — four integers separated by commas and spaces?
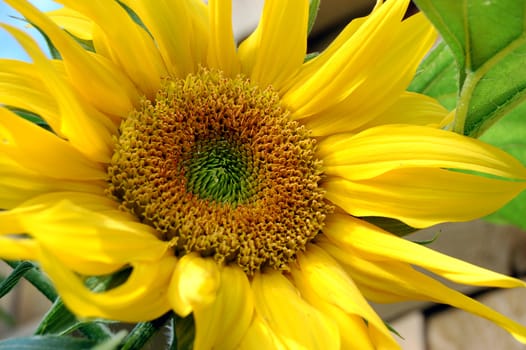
0, 336, 96, 350
480, 103, 526, 229
414, 0, 526, 137
408, 41, 458, 111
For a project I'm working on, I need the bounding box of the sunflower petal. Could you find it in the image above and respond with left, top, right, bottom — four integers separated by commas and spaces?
324, 214, 526, 288
6, 0, 139, 118
0, 192, 169, 268
0, 157, 105, 210
291, 244, 399, 349
207, 0, 239, 76
46, 6, 93, 40
357, 92, 449, 130
325, 242, 526, 344
39, 249, 175, 322
120, 0, 208, 78
252, 270, 339, 349
0, 59, 60, 128
58, 0, 167, 98
168, 254, 220, 317
0, 107, 105, 181
238, 0, 308, 90
318, 125, 526, 181
0, 237, 38, 260
283, 4, 436, 135
193, 265, 253, 350
1, 24, 115, 163
323, 169, 526, 228
238, 314, 286, 350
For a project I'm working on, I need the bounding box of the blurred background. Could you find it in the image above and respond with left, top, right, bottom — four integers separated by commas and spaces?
1, 1, 526, 349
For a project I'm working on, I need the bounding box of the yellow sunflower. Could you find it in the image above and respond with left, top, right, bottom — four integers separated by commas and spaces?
2, 0, 526, 348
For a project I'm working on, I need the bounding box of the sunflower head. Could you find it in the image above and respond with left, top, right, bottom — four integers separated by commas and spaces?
2, 0, 526, 348
107, 67, 331, 274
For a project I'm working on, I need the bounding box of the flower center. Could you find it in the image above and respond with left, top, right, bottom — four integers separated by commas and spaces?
107, 68, 331, 274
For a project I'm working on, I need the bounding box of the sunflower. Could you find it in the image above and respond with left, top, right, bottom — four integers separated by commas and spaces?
2, 0, 526, 348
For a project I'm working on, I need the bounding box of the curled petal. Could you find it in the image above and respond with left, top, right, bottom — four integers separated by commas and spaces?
168, 253, 220, 317
39, 249, 176, 322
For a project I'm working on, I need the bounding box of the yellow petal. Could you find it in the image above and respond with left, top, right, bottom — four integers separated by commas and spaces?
0, 59, 60, 128
5, 0, 139, 120
0, 237, 38, 260
120, 0, 208, 78
357, 92, 449, 130
323, 168, 526, 228
291, 245, 399, 349
238, 0, 308, 90
324, 214, 526, 289
324, 242, 526, 344
283, 5, 436, 134
46, 6, 93, 40
0, 107, 105, 180
193, 265, 253, 350
252, 270, 339, 349
318, 124, 526, 181
168, 253, 220, 317
0, 157, 105, 209
0, 192, 169, 270
39, 249, 176, 322
1, 24, 115, 163
207, 0, 240, 76
58, 0, 167, 98
238, 314, 287, 350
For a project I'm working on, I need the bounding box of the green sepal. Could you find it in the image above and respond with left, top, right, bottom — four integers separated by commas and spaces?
304, 51, 319, 62
361, 217, 417, 237
308, 0, 321, 35
7, 107, 50, 130
412, 233, 440, 246
385, 321, 404, 340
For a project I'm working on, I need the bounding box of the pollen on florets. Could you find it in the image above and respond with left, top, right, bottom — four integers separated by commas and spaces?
106, 68, 332, 275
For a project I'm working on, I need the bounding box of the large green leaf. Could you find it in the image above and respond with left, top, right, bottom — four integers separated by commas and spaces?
414, 0, 526, 137
413, 1, 526, 229
408, 41, 458, 111
481, 103, 526, 229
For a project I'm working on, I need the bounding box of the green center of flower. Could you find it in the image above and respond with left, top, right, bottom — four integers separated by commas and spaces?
107, 68, 331, 274
184, 138, 253, 205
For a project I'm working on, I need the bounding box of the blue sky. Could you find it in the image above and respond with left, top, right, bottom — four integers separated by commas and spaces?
0, 1, 61, 60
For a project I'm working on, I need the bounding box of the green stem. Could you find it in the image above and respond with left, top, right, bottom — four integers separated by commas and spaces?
120, 312, 173, 350
4, 260, 57, 301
